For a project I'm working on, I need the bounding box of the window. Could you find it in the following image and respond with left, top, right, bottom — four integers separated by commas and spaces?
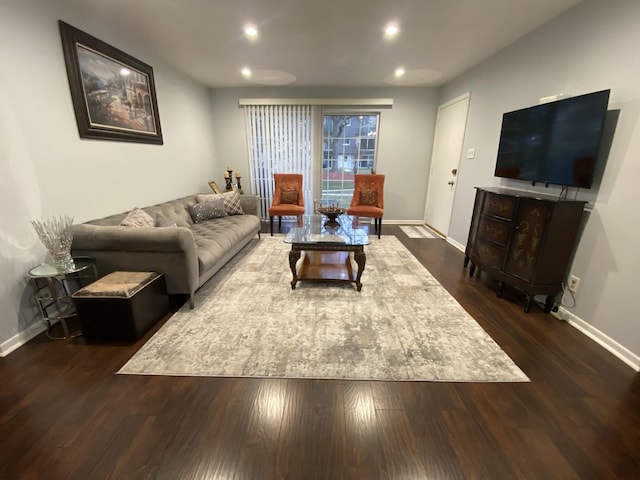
321, 113, 379, 208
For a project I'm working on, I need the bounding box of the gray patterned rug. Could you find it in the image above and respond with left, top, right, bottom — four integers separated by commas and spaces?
118, 236, 529, 382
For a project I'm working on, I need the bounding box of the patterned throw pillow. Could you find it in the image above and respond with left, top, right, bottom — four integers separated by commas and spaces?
188, 197, 226, 223
222, 191, 244, 215
360, 189, 378, 206
196, 192, 244, 215
280, 188, 298, 204
120, 207, 155, 227
195, 193, 218, 203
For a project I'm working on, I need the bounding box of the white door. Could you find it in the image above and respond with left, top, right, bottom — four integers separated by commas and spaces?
424, 93, 470, 237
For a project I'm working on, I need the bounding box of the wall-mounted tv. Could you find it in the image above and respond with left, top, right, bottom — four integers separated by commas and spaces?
494, 89, 610, 189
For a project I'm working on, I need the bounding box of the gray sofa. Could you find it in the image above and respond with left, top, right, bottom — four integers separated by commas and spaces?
71, 194, 261, 308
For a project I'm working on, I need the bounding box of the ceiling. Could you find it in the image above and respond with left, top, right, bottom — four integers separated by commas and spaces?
66, 0, 582, 88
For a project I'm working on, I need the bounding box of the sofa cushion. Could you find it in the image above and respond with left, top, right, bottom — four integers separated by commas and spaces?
190, 214, 261, 272
121, 207, 155, 227
155, 213, 177, 227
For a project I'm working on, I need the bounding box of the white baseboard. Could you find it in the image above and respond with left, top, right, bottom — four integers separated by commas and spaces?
383, 219, 424, 225
552, 307, 640, 371
0, 321, 46, 357
446, 237, 465, 253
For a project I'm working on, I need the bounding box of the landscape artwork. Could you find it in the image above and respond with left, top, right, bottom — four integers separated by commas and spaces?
59, 21, 163, 144
77, 45, 156, 135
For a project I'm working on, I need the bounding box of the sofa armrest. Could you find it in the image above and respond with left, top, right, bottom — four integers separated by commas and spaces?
71, 224, 196, 253
239, 195, 260, 217
71, 224, 199, 300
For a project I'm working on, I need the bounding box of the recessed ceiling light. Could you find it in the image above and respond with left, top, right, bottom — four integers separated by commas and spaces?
394, 67, 405, 78
241, 67, 252, 78
244, 25, 258, 38
384, 23, 399, 38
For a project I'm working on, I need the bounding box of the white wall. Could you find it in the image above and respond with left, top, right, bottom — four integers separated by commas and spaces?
0, 0, 216, 354
209, 87, 440, 221
441, 0, 640, 362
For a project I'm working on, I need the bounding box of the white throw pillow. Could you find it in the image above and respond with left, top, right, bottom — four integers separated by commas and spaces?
120, 207, 155, 227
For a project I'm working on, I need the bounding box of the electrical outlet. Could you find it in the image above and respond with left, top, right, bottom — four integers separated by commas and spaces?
568, 275, 580, 293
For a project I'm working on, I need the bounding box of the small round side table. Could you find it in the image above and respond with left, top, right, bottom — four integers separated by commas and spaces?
28, 256, 97, 339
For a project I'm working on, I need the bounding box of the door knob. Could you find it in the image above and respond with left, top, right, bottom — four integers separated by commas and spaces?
451, 169, 458, 175
447, 181, 455, 186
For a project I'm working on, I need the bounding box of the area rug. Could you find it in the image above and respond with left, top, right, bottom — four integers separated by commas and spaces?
118, 236, 529, 382
400, 225, 437, 239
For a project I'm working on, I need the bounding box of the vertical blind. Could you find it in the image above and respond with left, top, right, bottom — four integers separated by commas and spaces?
244, 105, 314, 220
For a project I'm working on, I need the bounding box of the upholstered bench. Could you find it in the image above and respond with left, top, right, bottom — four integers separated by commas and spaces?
72, 271, 169, 342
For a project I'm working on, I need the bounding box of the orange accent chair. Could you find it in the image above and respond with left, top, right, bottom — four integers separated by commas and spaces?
268, 173, 305, 235
347, 174, 385, 239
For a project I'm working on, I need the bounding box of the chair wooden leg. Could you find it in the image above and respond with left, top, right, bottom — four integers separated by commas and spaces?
278, 216, 282, 233
270, 216, 274, 236
378, 218, 382, 239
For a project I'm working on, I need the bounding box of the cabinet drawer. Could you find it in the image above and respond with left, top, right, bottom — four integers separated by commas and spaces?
476, 240, 505, 270
478, 217, 511, 246
483, 192, 516, 219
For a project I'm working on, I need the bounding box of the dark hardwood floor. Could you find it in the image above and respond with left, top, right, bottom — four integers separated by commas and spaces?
1, 223, 638, 479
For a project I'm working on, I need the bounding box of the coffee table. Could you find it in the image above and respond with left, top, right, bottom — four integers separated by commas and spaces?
284, 215, 370, 291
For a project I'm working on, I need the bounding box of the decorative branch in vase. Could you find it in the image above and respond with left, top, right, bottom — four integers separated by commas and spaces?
31, 215, 75, 271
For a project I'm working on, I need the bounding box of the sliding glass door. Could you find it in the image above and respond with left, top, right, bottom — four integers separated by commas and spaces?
321, 113, 379, 208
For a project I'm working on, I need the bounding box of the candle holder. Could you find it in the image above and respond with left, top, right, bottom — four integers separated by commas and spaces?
225, 169, 234, 191
222, 168, 245, 194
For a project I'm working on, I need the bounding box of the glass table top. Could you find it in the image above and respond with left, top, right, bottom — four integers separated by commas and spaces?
28, 256, 95, 278
284, 215, 370, 246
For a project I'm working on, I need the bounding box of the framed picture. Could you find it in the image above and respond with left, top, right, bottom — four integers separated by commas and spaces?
58, 21, 163, 145
208, 181, 223, 194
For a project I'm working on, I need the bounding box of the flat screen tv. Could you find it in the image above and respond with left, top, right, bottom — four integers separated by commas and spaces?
494, 89, 610, 189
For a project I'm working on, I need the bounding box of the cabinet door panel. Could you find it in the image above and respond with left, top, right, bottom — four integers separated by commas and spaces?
484, 193, 516, 219
477, 241, 506, 270
478, 217, 511, 246
503, 200, 552, 281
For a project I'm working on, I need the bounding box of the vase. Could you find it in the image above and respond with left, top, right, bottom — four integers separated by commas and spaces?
51, 248, 75, 272
31, 215, 75, 272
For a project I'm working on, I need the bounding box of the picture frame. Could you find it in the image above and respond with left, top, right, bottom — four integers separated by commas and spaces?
58, 21, 163, 145
208, 181, 223, 194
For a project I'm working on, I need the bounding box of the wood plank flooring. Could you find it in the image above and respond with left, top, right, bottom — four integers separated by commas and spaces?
1, 224, 638, 479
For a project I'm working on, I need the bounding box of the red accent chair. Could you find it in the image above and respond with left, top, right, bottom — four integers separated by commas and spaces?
347, 174, 385, 239
268, 174, 305, 235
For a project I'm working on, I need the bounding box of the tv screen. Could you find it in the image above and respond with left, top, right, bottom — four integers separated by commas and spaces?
494, 89, 610, 188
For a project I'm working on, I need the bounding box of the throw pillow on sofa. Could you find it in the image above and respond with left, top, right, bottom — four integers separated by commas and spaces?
121, 207, 155, 227
189, 196, 226, 223
196, 191, 244, 215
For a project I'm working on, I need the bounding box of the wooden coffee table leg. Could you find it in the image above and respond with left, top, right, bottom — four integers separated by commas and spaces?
353, 247, 366, 291
289, 246, 301, 289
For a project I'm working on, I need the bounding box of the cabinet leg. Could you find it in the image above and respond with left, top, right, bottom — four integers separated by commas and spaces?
497, 281, 504, 298
544, 295, 555, 313
524, 296, 532, 313
469, 263, 476, 277
463, 255, 469, 268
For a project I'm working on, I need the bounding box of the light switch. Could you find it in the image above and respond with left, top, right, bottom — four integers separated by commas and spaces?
466, 148, 476, 159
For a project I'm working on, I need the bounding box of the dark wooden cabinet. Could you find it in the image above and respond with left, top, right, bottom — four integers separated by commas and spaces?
464, 187, 586, 313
